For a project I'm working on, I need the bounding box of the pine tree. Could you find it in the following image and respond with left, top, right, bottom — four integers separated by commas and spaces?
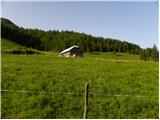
151, 44, 159, 61
140, 49, 147, 61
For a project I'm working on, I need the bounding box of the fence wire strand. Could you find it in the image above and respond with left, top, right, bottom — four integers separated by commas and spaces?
0, 89, 158, 98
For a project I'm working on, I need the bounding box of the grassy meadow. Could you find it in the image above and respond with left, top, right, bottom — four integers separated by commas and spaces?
1, 39, 159, 118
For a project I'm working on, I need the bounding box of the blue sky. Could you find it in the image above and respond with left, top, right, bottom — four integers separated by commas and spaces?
1, 1, 158, 48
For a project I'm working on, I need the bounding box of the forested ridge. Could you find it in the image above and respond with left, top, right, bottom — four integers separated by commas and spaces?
1, 18, 141, 53
1, 18, 159, 61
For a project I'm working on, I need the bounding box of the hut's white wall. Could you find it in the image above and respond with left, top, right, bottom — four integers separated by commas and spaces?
62, 52, 70, 57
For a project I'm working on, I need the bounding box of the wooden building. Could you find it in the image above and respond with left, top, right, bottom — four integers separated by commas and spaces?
59, 45, 83, 58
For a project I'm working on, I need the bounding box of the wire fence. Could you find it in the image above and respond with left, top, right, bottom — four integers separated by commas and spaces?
1, 89, 158, 98
1, 83, 159, 119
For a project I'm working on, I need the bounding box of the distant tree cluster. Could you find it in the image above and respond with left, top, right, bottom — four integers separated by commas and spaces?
140, 44, 159, 61
1, 18, 142, 54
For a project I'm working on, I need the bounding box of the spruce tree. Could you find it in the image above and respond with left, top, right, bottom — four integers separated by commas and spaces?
151, 44, 159, 61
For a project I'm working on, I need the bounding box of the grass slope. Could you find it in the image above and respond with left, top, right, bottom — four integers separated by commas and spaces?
1, 39, 159, 119
1, 38, 41, 54
1, 38, 26, 51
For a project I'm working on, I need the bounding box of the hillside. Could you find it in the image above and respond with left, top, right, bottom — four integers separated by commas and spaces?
2, 38, 41, 55
1, 38, 25, 51
2, 38, 140, 60
1, 18, 141, 53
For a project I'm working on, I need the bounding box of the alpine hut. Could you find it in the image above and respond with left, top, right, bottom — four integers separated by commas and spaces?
59, 45, 83, 58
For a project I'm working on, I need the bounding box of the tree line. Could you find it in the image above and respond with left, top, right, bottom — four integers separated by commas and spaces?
1, 18, 159, 61
140, 44, 159, 61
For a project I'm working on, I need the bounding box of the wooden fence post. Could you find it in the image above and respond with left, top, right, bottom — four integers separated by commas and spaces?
83, 83, 89, 119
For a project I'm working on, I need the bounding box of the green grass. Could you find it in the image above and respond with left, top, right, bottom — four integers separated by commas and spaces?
84, 52, 140, 60
1, 38, 25, 51
1, 39, 159, 119
1, 38, 40, 54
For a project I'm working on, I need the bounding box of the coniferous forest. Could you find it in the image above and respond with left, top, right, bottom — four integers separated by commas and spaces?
1, 18, 159, 61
